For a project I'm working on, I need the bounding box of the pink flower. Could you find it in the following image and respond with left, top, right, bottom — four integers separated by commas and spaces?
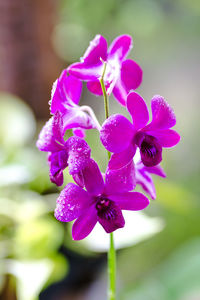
67, 35, 142, 106
36, 111, 91, 186
50, 70, 100, 137
100, 91, 180, 169
135, 160, 166, 200
55, 159, 149, 240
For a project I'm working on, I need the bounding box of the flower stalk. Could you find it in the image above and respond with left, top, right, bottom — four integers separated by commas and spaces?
100, 61, 116, 300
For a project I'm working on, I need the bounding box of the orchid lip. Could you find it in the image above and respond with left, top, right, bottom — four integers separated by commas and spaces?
134, 132, 162, 167
95, 195, 116, 221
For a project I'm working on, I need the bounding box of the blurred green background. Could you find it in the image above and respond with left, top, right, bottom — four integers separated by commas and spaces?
0, 0, 200, 299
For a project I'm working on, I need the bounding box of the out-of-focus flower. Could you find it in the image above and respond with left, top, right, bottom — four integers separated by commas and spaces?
55, 159, 149, 240
135, 161, 166, 200
36, 111, 91, 186
67, 35, 142, 105
100, 91, 180, 169
50, 70, 101, 137
133, 148, 166, 200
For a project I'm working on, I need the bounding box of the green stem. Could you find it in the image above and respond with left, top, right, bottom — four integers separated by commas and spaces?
100, 61, 116, 300
108, 232, 116, 300
100, 62, 111, 160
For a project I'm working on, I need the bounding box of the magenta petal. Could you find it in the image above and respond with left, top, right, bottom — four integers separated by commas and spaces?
100, 114, 135, 153
108, 35, 132, 61
72, 128, 85, 138
145, 95, 177, 131
62, 108, 96, 131
60, 74, 82, 105
127, 91, 149, 130
48, 150, 68, 186
97, 202, 125, 233
135, 165, 156, 200
54, 183, 92, 222
36, 111, 64, 152
72, 171, 85, 188
81, 159, 104, 195
86, 80, 103, 96
105, 160, 136, 195
135, 132, 162, 167
147, 129, 180, 147
143, 164, 166, 178
81, 34, 107, 65
121, 59, 143, 91
109, 192, 150, 211
66, 136, 91, 175
108, 144, 136, 170
112, 78, 128, 106
72, 205, 97, 240
50, 169, 63, 186
67, 62, 103, 81
50, 72, 82, 114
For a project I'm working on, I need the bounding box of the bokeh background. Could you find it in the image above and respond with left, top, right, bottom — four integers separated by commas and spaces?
0, 0, 200, 299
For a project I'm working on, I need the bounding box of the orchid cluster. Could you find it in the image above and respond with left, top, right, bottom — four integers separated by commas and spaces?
37, 34, 180, 242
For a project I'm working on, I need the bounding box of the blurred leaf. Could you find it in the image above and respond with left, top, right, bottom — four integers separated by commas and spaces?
5, 259, 53, 300
14, 217, 64, 259
156, 181, 197, 214
0, 93, 36, 149
0, 191, 49, 223
44, 253, 68, 287
122, 238, 200, 300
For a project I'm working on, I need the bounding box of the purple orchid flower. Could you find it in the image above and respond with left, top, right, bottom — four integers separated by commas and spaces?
50, 70, 101, 137
55, 159, 149, 240
100, 91, 180, 169
135, 159, 166, 200
67, 35, 142, 106
36, 111, 91, 186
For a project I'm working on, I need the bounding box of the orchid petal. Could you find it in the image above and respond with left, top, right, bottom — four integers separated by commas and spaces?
66, 136, 91, 175
72, 171, 85, 188
72, 205, 97, 240
135, 166, 156, 200
135, 132, 162, 167
147, 129, 180, 147
112, 77, 127, 106
100, 114, 134, 153
62, 108, 96, 131
108, 35, 132, 61
48, 150, 68, 186
97, 202, 125, 233
81, 34, 107, 65
121, 59, 143, 91
145, 95, 177, 131
50, 71, 82, 114
54, 183, 91, 222
108, 144, 136, 170
49, 166, 64, 186
86, 80, 103, 96
81, 159, 104, 195
36, 111, 64, 152
105, 160, 136, 195
72, 128, 85, 138
127, 91, 149, 130
143, 163, 166, 178
109, 192, 150, 211
67, 62, 103, 81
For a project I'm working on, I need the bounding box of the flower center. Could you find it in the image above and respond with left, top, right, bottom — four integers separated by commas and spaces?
134, 132, 162, 167
95, 196, 116, 221
141, 140, 157, 158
